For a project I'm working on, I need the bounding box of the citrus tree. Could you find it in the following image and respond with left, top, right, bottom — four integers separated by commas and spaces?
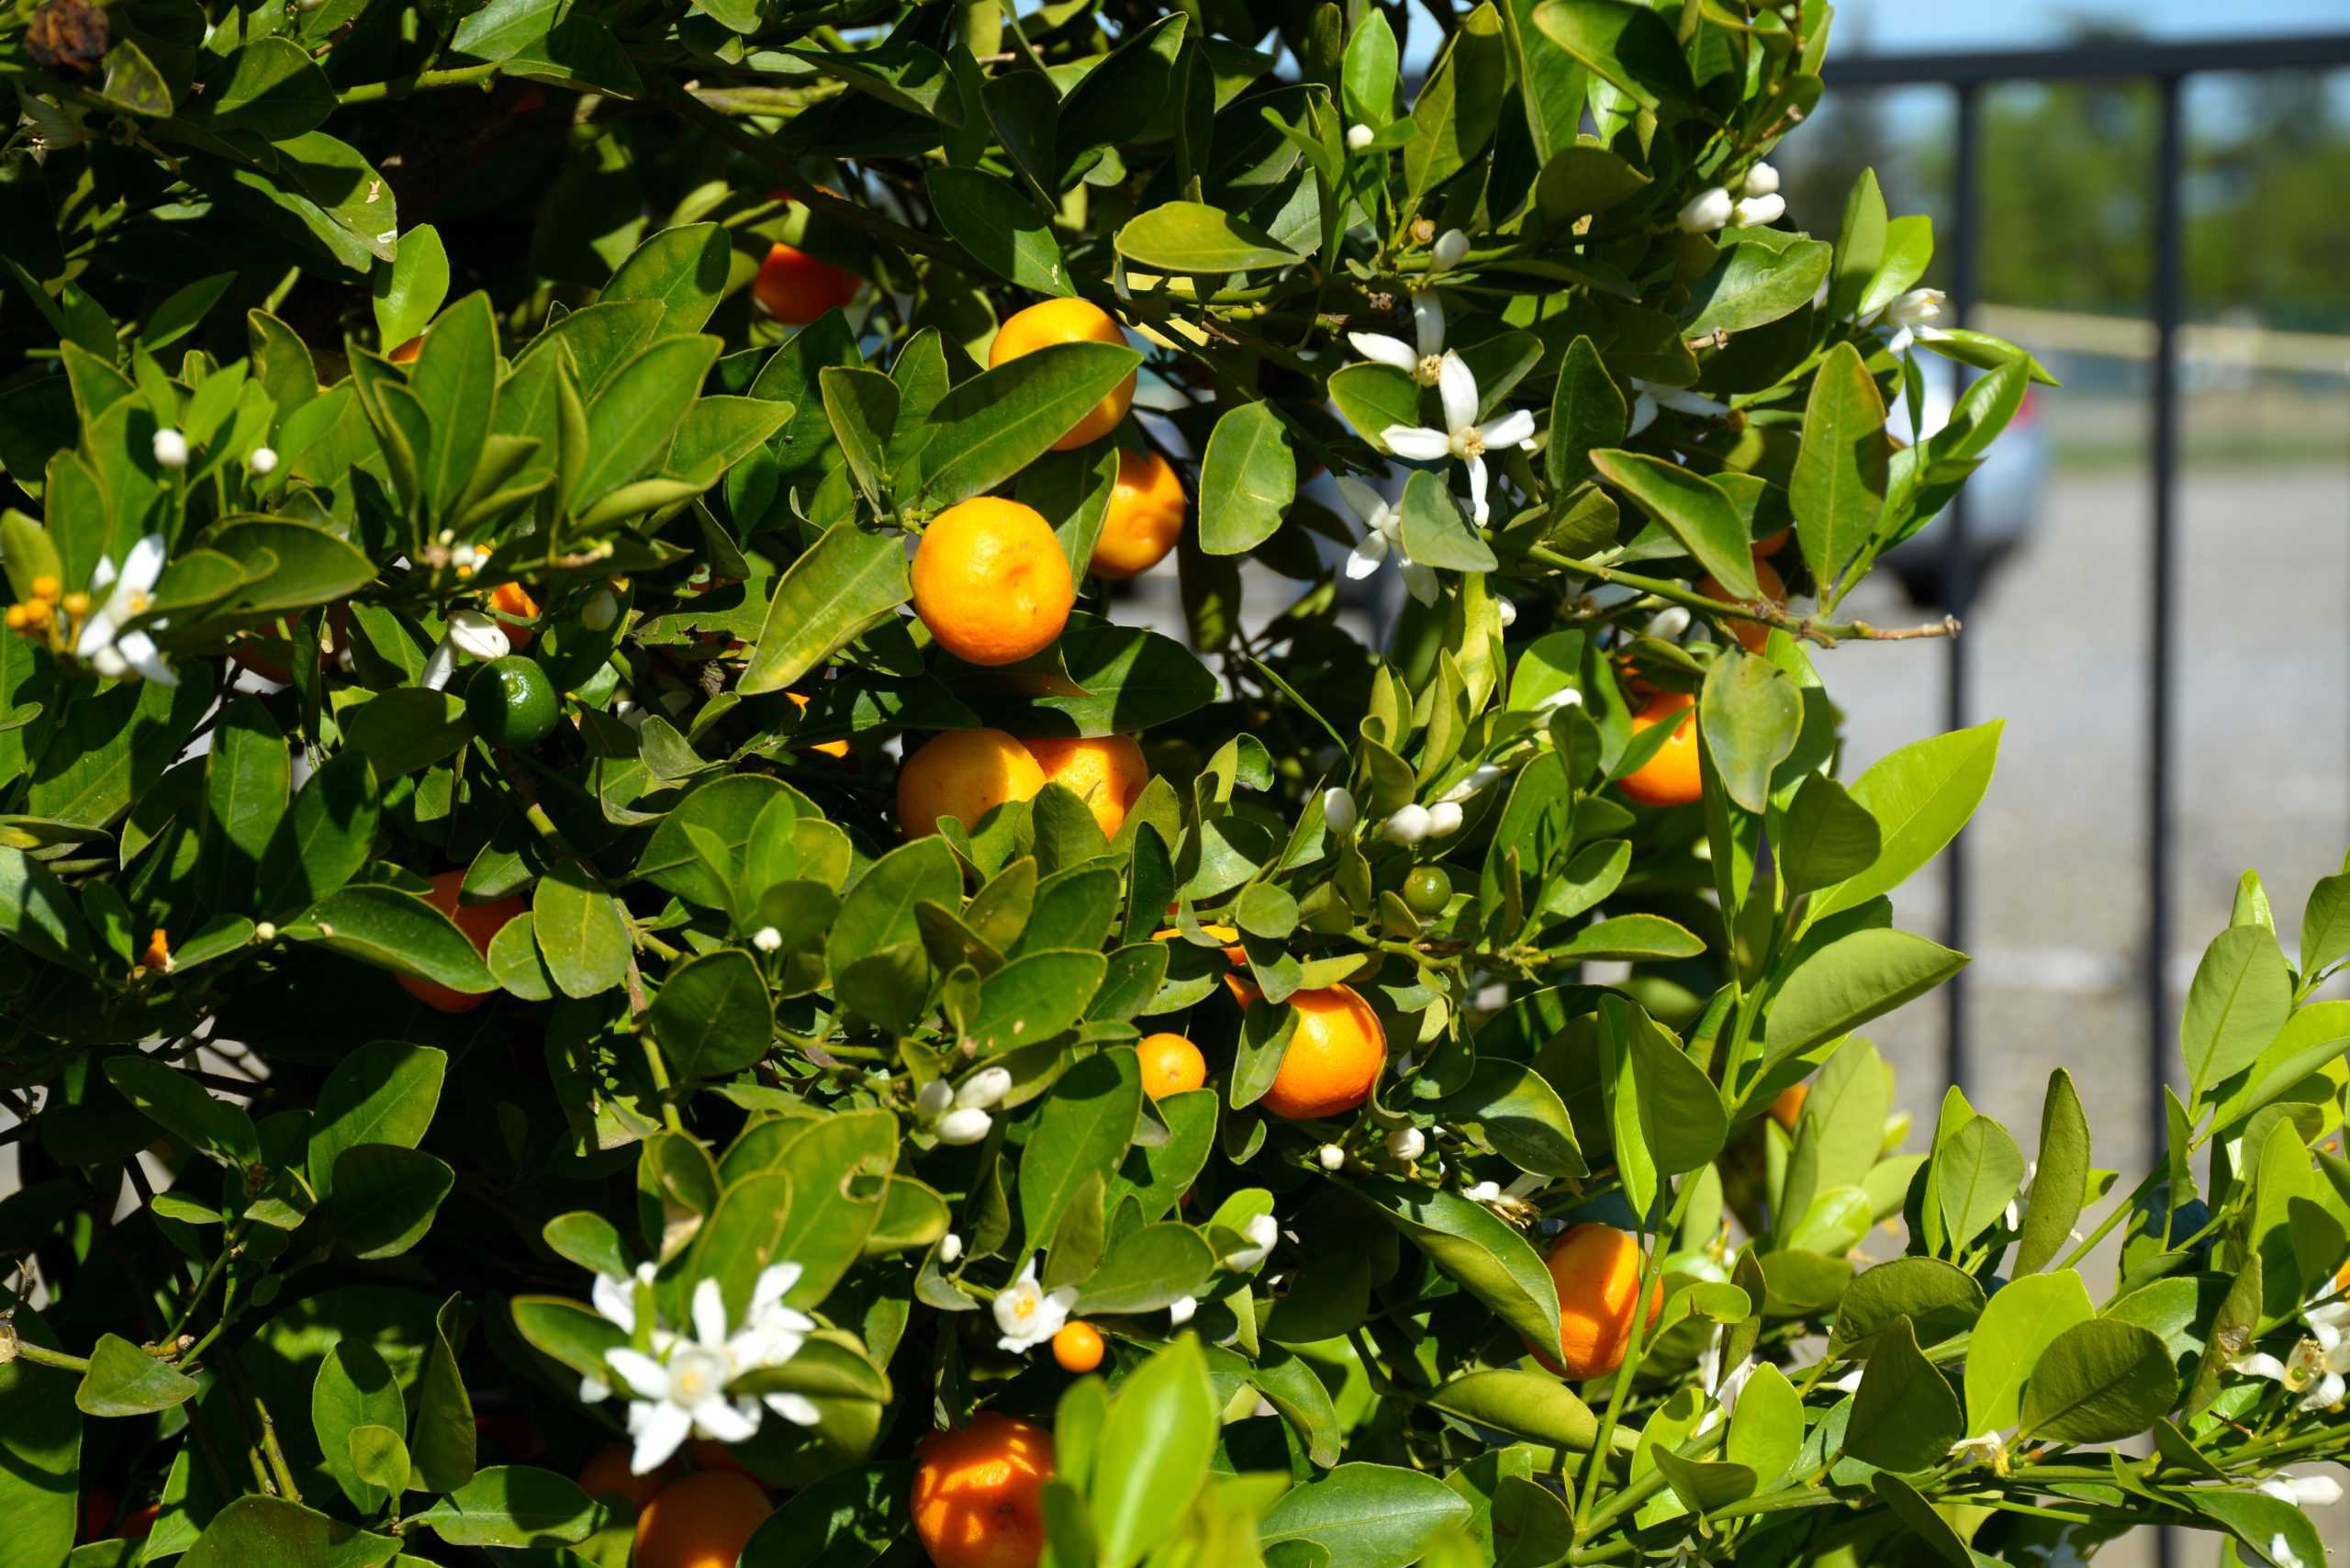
3, 1, 2346, 1566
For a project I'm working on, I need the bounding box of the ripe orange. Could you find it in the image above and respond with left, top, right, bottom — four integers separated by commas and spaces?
990, 299, 1135, 450
1752, 526, 1791, 557
912, 1413, 1054, 1568
788, 691, 850, 758
488, 580, 539, 651
1696, 557, 1785, 655
898, 728, 1046, 839
753, 241, 860, 326
1091, 449, 1185, 578
912, 498, 1075, 667
688, 1438, 754, 1475
1769, 1081, 1808, 1133
576, 1442, 674, 1510
1251, 986, 1386, 1121
1022, 734, 1148, 836
1052, 1321, 1104, 1373
397, 868, 522, 1013
1617, 692, 1701, 810
634, 1470, 771, 1568
1136, 1033, 1207, 1100
1528, 1223, 1664, 1381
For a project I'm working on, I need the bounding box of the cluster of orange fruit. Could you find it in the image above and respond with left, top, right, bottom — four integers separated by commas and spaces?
1617, 533, 1790, 809
897, 729, 1149, 840
578, 1445, 775, 1568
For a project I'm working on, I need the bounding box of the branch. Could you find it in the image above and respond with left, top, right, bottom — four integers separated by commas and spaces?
339, 65, 501, 106
1528, 546, 1961, 648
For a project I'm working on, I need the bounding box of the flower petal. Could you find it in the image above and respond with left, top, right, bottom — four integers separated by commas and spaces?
765, 1391, 822, 1428
118, 631, 177, 688
1343, 533, 1390, 579
1334, 476, 1387, 529
1479, 409, 1536, 451
629, 1400, 692, 1475
692, 1394, 759, 1443
1627, 394, 1659, 439
1347, 332, 1417, 374
604, 1348, 670, 1401
751, 1261, 802, 1316
1465, 454, 1491, 525
1437, 352, 1478, 435
591, 1271, 638, 1335
1412, 292, 1447, 358
122, 534, 168, 595
1382, 426, 1451, 462
691, 1278, 731, 1348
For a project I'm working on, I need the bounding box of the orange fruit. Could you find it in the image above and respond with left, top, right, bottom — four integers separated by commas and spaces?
577, 1442, 674, 1510
1091, 449, 1185, 579
1136, 1033, 1207, 1100
1769, 1081, 1808, 1133
1696, 557, 1785, 655
1617, 692, 1701, 810
990, 300, 1134, 450
397, 868, 523, 1013
1752, 526, 1791, 557
388, 335, 423, 364
898, 728, 1046, 839
688, 1438, 754, 1475
1022, 734, 1148, 836
140, 927, 172, 973
912, 1413, 1054, 1568
634, 1470, 771, 1568
1249, 986, 1386, 1121
912, 498, 1075, 667
1528, 1223, 1664, 1381
753, 241, 860, 326
1052, 1321, 1104, 1373
788, 691, 850, 758
488, 580, 539, 651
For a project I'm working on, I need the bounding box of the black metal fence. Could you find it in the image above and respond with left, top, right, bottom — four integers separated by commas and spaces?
1824, 34, 2350, 1172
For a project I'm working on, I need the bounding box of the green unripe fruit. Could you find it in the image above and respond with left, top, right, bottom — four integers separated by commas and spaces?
467, 655, 559, 747
1402, 866, 1452, 917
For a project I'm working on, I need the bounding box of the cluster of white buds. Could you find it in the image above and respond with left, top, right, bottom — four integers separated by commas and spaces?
1678, 164, 1783, 234
1383, 804, 1431, 845
916, 1067, 1011, 1146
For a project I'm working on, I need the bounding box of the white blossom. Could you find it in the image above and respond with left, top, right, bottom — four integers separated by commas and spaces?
938, 1232, 964, 1265
1347, 123, 1375, 151
1743, 162, 1781, 196
1535, 687, 1583, 714
957, 1067, 1013, 1110
993, 1258, 1077, 1353
75, 535, 176, 686
1349, 291, 1449, 388
1439, 763, 1508, 805
1427, 802, 1463, 837
1871, 287, 1951, 354
1646, 605, 1693, 639
1316, 1144, 1346, 1171
151, 428, 189, 469
1334, 475, 1438, 606
1221, 1214, 1280, 1271
1379, 352, 1537, 525
914, 1079, 955, 1121
2233, 1292, 2350, 1411
2257, 1472, 2344, 1508
751, 926, 783, 954
1628, 379, 1732, 439
591, 1262, 817, 1474
1383, 804, 1432, 846
1730, 193, 1785, 228
1168, 1294, 1197, 1326
247, 446, 278, 476
1462, 1181, 1503, 1203
1385, 1126, 1427, 1163
1946, 1429, 2010, 1471
1678, 187, 1734, 233
1496, 599, 1517, 628
934, 1107, 993, 1146
1322, 786, 1360, 835
420, 610, 509, 691
1432, 229, 1471, 270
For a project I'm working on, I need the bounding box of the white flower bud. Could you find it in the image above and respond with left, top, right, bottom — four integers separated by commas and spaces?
1385, 1126, 1427, 1163
1245, 1214, 1278, 1249
938, 1232, 964, 1265
915, 1079, 955, 1121
1439, 764, 1507, 805
1383, 804, 1431, 846
1322, 786, 1359, 835
1427, 802, 1463, 837
1346, 123, 1375, 151
957, 1066, 1013, 1110
252, 922, 276, 943
1881, 287, 1948, 330
151, 428, 189, 469
1534, 687, 1583, 713
1496, 599, 1517, 628
1647, 605, 1693, 639
1316, 1144, 1345, 1171
247, 446, 278, 476
1742, 162, 1780, 196
444, 610, 509, 661
1432, 229, 1470, 269
1168, 1294, 1197, 1325
2258, 1473, 2343, 1508
582, 587, 620, 632
1730, 193, 1785, 228
751, 925, 783, 953
1463, 1181, 1503, 1203
934, 1107, 993, 1145
1677, 187, 1734, 233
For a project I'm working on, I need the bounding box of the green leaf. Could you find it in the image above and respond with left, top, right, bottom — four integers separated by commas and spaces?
328, 1145, 456, 1260
314, 1340, 406, 1515
819, 366, 898, 505
1681, 240, 1833, 340
1790, 342, 1889, 599
1843, 1316, 1962, 1472
0, 1302, 77, 1567
1259, 1463, 1472, 1568
2186, 1490, 2327, 1568
1588, 451, 1756, 599
75, 1333, 199, 1417
1115, 201, 1302, 274
258, 749, 380, 920
1547, 913, 1704, 963
1727, 1362, 1803, 1487
1807, 722, 2003, 922
409, 1294, 476, 1494
1699, 653, 1799, 815
903, 342, 1142, 509
1626, 1004, 1728, 1176
2019, 1318, 2177, 1443
308, 1041, 445, 1200
1073, 1222, 1215, 1315
2180, 924, 2292, 1104
1343, 1181, 1561, 1350
2300, 872, 2350, 979
295, 886, 493, 996
1430, 1058, 1585, 1178
1423, 1370, 1598, 1451
1328, 364, 1422, 457
204, 39, 336, 140
1535, 148, 1651, 224
1933, 1114, 2023, 1252
1397, 469, 1498, 572
209, 517, 379, 612
1545, 336, 1625, 492
411, 1466, 599, 1548
576, 335, 722, 510
738, 523, 911, 697
103, 1058, 261, 1169
532, 860, 631, 1000
1765, 928, 1966, 1071
826, 835, 961, 979
346, 689, 468, 779
649, 948, 773, 1082
1403, 5, 1506, 198
927, 168, 1072, 295
347, 1425, 408, 1497
181, 1497, 401, 1568
0, 845, 105, 977
1779, 775, 1881, 895
408, 290, 498, 523
1091, 1338, 1219, 1568
1964, 1271, 2094, 1435
739, 1461, 909, 1566
1196, 401, 1296, 555
1870, 1473, 1972, 1568
1528, 0, 1695, 114
600, 223, 732, 336
2014, 1070, 2092, 1275
969, 949, 1108, 1055
1019, 1049, 1143, 1252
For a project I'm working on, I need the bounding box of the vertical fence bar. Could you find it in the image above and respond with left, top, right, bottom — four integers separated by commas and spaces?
2147, 74, 2183, 1159
1941, 82, 1983, 1093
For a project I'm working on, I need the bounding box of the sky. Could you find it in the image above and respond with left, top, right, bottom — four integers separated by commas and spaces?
1838, 0, 2350, 51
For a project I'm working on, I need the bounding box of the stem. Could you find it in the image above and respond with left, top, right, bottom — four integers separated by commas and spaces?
5, 1337, 91, 1372
1528, 546, 1961, 648
339, 64, 500, 105
1575, 1179, 1700, 1533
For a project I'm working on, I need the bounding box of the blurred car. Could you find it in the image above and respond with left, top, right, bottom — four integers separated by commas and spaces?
1880, 354, 2049, 608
